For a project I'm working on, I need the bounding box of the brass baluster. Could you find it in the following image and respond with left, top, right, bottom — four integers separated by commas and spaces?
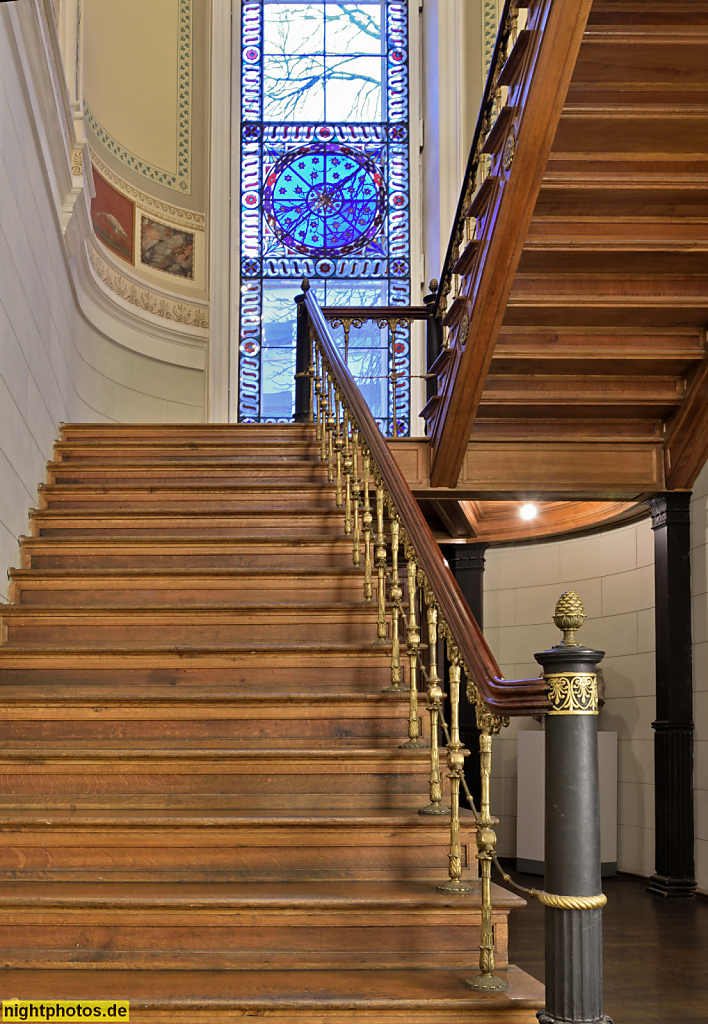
334, 391, 344, 508
437, 641, 475, 893
419, 599, 448, 816
342, 412, 353, 535
468, 701, 509, 990
314, 345, 323, 444
308, 328, 315, 424
400, 545, 424, 747
383, 514, 402, 692
351, 428, 361, 566
362, 453, 373, 600
325, 375, 335, 482
374, 481, 387, 640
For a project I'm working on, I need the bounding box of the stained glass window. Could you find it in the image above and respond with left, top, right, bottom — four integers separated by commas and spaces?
239, 1, 411, 433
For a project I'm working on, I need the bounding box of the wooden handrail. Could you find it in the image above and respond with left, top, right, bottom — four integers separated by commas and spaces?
305, 286, 549, 717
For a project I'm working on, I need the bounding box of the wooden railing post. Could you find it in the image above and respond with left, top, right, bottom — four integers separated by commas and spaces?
534, 592, 610, 1024
294, 288, 311, 422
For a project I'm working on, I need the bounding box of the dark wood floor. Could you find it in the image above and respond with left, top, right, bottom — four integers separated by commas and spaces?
504, 863, 708, 1023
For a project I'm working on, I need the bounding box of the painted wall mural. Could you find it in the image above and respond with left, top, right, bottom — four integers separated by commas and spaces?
141, 217, 194, 279
91, 166, 135, 263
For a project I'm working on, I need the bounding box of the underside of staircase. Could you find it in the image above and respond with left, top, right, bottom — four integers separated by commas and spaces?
0, 424, 543, 1022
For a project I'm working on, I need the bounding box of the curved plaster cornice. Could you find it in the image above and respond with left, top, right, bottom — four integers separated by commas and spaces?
73, 239, 208, 370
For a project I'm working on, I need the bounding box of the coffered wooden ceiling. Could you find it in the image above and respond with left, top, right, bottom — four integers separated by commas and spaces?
427, 0, 708, 500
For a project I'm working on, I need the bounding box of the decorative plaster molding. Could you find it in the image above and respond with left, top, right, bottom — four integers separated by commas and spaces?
89, 151, 205, 230
88, 243, 208, 329
83, 0, 192, 193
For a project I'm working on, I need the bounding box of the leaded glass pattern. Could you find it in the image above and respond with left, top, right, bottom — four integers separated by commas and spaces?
239, 1, 411, 432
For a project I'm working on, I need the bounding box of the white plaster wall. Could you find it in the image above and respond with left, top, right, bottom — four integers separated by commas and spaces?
0, 12, 205, 594
690, 462, 708, 895
483, 519, 656, 876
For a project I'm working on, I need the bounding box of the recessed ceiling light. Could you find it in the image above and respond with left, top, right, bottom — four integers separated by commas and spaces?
520, 503, 538, 520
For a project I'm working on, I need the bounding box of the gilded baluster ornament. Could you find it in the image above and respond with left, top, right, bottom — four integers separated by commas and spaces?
374, 482, 387, 640
419, 598, 448, 815
468, 698, 509, 990
351, 429, 361, 566
313, 345, 323, 444
437, 642, 475, 893
362, 453, 373, 601
342, 412, 353, 536
400, 545, 424, 747
383, 515, 402, 692
325, 376, 335, 482
334, 392, 344, 508
307, 328, 315, 424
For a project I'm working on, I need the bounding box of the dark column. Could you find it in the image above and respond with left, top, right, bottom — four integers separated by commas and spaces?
440, 542, 488, 809
535, 594, 611, 1024
294, 290, 310, 423
424, 281, 443, 408
647, 493, 696, 898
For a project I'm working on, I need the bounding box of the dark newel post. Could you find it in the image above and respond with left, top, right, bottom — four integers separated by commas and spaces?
424, 280, 443, 407
294, 289, 310, 423
647, 493, 696, 898
535, 593, 611, 1024
440, 542, 488, 808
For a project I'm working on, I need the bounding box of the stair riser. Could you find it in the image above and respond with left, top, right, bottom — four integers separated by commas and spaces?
0, 664, 394, 690
0, 764, 429, 799
4, 618, 381, 645
22, 551, 357, 570
39, 492, 338, 512
0, 914, 506, 970
0, 712, 414, 746
54, 446, 322, 463
10, 580, 366, 606
59, 426, 317, 441
46, 471, 331, 487
31, 521, 349, 539
0, 828, 472, 882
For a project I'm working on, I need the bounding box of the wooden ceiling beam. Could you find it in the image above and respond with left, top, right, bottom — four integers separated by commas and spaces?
664, 353, 708, 489
430, 500, 478, 540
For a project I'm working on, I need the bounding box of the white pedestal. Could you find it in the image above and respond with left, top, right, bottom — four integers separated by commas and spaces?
516, 730, 617, 877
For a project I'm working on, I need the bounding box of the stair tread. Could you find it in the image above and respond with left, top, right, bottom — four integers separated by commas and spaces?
0, 879, 524, 908
0, 966, 543, 1007
0, 745, 427, 759
0, 807, 470, 825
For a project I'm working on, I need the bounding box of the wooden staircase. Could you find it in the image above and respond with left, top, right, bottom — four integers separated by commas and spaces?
0, 424, 543, 1021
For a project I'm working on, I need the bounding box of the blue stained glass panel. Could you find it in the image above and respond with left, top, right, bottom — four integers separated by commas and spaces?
239, 0, 411, 433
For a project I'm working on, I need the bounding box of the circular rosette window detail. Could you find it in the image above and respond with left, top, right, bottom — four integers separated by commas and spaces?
263, 142, 386, 258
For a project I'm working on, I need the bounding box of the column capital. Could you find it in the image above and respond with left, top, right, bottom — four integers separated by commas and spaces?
646, 492, 691, 530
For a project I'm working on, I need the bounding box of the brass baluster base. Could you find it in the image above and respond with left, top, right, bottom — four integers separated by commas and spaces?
436, 877, 476, 894
400, 736, 426, 749
418, 802, 449, 816
466, 973, 510, 992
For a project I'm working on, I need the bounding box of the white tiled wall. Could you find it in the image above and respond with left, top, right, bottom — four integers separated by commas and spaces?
484, 519, 656, 876
691, 462, 708, 896
0, 15, 205, 596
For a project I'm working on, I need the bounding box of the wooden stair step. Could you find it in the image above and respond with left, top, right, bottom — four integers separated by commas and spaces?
0, 880, 521, 971
8, 568, 366, 606
19, 537, 357, 570
54, 441, 322, 463
0, 807, 474, 882
0, 693, 414, 747
0, 604, 382, 645
28, 509, 350, 538
0, 747, 431, 802
58, 423, 318, 440
46, 462, 331, 485
0, 652, 394, 691
38, 484, 338, 511
0, 966, 544, 1021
